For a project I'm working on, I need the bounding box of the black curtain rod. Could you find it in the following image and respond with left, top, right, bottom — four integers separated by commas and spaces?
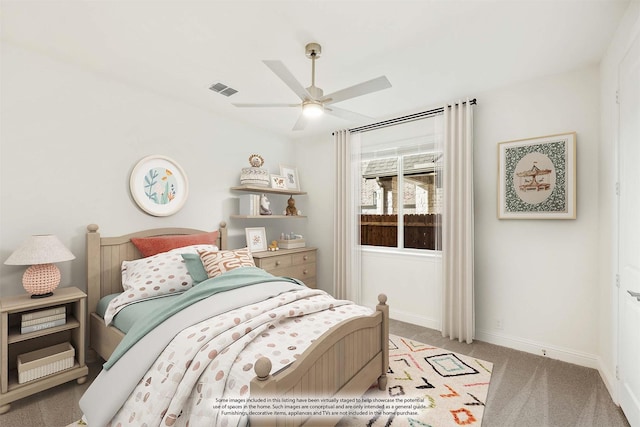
346, 98, 476, 134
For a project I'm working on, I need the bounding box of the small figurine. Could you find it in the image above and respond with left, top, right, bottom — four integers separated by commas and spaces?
268, 240, 279, 251
285, 196, 298, 216
249, 154, 264, 168
259, 194, 272, 215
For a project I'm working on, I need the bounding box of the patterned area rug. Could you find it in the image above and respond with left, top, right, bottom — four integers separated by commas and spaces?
340, 334, 493, 427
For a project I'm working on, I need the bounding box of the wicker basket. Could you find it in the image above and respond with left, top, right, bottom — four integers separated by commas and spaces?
278, 239, 306, 249
17, 342, 75, 384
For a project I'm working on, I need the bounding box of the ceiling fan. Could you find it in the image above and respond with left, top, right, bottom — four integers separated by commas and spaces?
232, 43, 392, 131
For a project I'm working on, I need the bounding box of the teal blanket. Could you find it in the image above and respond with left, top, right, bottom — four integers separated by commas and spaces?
104, 266, 303, 370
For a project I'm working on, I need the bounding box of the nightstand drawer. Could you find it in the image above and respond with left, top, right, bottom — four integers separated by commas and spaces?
292, 251, 315, 265
255, 254, 293, 270
273, 262, 316, 282
252, 248, 318, 289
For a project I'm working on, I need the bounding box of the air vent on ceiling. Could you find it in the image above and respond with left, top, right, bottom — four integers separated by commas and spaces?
209, 82, 238, 97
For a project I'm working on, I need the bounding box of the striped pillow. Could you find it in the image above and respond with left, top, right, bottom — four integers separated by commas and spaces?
198, 248, 255, 278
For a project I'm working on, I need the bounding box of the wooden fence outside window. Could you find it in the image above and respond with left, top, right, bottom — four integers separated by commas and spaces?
360, 214, 441, 250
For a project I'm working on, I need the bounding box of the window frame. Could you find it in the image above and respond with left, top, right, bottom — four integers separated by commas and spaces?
359, 150, 442, 252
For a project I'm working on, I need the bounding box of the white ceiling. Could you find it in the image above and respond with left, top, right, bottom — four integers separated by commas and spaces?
1, 0, 630, 139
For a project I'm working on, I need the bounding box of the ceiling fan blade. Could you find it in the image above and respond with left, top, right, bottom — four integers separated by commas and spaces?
292, 114, 308, 131
325, 106, 373, 123
321, 76, 391, 105
263, 60, 312, 102
232, 103, 299, 108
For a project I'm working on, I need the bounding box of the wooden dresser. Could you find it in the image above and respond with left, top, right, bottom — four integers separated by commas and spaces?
252, 247, 317, 288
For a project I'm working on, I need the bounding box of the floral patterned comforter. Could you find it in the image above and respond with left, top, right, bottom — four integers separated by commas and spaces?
81, 279, 372, 427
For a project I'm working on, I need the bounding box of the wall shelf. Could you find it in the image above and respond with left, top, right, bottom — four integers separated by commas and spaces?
230, 185, 307, 196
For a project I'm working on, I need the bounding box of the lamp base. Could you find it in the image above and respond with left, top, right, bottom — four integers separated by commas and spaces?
30, 292, 54, 299
22, 264, 60, 297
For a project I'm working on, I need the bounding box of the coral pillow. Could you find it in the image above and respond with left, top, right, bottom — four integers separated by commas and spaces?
131, 231, 219, 257
198, 248, 255, 279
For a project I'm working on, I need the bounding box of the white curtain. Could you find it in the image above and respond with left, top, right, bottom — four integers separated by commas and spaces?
333, 130, 362, 301
442, 99, 475, 343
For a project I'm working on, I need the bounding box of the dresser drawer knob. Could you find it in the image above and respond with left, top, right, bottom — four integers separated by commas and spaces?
303, 256, 308, 260
303, 269, 308, 275
275, 261, 281, 266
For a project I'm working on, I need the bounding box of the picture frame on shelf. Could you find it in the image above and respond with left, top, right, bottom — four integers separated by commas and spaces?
497, 132, 576, 219
270, 175, 287, 190
245, 227, 267, 252
129, 155, 189, 217
279, 165, 300, 191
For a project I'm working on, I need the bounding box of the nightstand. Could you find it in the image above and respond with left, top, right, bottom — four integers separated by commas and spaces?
252, 247, 317, 288
0, 286, 88, 414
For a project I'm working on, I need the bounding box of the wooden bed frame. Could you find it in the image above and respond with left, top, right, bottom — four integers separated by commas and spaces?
85, 222, 229, 362
85, 223, 389, 426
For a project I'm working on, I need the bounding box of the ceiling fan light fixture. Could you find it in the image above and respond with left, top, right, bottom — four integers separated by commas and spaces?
234, 42, 391, 131
302, 100, 324, 118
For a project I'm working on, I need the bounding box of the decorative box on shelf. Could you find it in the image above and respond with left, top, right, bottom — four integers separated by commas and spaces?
240, 154, 270, 187
17, 342, 75, 384
277, 238, 306, 249
240, 167, 270, 187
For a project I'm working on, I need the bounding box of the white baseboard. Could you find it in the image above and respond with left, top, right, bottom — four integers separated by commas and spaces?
390, 309, 440, 331
475, 329, 600, 370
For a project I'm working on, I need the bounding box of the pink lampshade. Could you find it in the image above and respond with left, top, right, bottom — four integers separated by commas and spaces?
4, 235, 75, 298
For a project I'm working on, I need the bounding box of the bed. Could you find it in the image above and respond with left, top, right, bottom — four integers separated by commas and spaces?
81, 222, 389, 427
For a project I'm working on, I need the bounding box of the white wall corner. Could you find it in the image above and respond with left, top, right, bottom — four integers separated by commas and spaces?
597, 356, 619, 405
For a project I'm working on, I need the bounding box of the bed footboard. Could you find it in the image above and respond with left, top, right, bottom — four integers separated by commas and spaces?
250, 294, 389, 427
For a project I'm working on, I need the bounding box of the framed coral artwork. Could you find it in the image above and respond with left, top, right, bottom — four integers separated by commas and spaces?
245, 227, 267, 252
129, 155, 189, 216
497, 132, 576, 219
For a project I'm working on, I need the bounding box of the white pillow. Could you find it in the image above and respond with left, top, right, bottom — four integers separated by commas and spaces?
103, 244, 218, 326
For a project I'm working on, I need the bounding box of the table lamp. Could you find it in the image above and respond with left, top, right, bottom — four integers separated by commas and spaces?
4, 235, 75, 298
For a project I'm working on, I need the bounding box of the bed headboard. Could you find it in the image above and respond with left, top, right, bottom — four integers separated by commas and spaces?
86, 222, 228, 315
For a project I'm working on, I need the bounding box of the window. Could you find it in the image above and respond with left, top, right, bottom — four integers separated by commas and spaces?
358, 118, 442, 251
